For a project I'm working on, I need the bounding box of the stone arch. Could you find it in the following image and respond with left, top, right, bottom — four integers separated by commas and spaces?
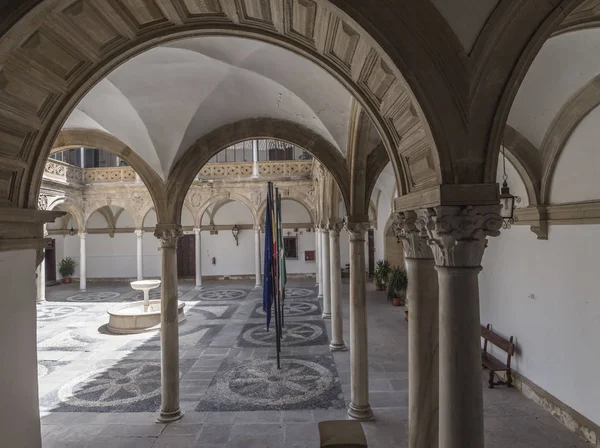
168, 118, 350, 224
46, 197, 85, 230
52, 129, 166, 211
257, 196, 316, 227
141, 207, 158, 230
539, 75, 600, 203
197, 194, 258, 229
83, 198, 137, 230
383, 214, 405, 269
503, 125, 542, 206
0, 0, 461, 212
477, 0, 588, 183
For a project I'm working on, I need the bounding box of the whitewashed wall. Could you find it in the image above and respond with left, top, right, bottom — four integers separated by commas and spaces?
480, 157, 600, 424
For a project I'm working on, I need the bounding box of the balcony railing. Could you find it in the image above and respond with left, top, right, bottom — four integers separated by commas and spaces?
43, 160, 83, 185
43, 160, 314, 187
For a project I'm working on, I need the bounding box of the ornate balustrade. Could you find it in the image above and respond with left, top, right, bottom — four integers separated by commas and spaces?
85, 166, 137, 183
43, 160, 84, 185
198, 160, 313, 179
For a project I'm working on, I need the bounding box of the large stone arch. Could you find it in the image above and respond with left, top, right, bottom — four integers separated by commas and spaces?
46, 197, 84, 230
168, 118, 350, 224
476, 0, 588, 184
52, 129, 167, 212
0, 0, 462, 214
196, 193, 258, 229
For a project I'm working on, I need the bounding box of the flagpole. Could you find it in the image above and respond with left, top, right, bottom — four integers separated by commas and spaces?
271, 183, 281, 368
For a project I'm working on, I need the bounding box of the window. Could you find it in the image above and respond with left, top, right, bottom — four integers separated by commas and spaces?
283, 236, 298, 260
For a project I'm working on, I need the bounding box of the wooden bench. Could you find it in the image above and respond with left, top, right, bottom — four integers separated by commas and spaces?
481, 324, 515, 389
318, 420, 368, 448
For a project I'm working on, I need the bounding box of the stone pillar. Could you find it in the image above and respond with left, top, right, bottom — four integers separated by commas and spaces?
194, 228, 202, 290
254, 226, 262, 288
37, 255, 46, 303
395, 211, 439, 448
155, 224, 184, 423
135, 229, 144, 281
346, 221, 372, 420
418, 206, 501, 448
329, 222, 346, 351
316, 227, 323, 297
321, 226, 331, 319
252, 139, 259, 178
80, 147, 85, 168
79, 232, 87, 291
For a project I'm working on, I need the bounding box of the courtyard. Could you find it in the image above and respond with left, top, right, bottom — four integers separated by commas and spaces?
37, 279, 587, 447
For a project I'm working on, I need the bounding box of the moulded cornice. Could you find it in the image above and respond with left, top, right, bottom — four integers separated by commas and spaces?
394, 183, 499, 213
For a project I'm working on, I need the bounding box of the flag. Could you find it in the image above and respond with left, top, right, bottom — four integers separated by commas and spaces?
276, 191, 287, 303
262, 183, 274, 330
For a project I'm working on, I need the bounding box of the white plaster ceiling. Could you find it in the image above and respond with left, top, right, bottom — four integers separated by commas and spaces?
429, 0, 499, 53
63, 36, 353, 180
508, 29, 600, 149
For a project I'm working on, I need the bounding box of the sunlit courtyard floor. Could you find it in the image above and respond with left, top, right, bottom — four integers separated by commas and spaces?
38, 278, 589, 447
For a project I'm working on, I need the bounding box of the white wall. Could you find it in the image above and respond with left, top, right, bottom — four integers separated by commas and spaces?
480, 225, 600, 425
0, 250, 41, 447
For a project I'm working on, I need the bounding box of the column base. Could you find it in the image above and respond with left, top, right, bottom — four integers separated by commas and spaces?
322, 312, 331, 319
329, 341, 347, 351
253, 285, 262, 290
194, 285, 203, 291
347, 403, 373, 421
317, 294, 323, 299
157, 408, 184, 423
79, 289, 86, 292
36, 298, 46, 304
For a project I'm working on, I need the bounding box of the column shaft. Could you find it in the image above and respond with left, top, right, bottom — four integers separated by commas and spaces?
194, 228, 202, 289
252, 139, 259, 177
136, 230, 144, 281
316, 228, 323, 296
347, 223, 372, 420
79, 232, 86, 291
156, 226, 183, 423
329, 228, 346, 351
437, 266, 484, 448
321, 229, 331, 318
407, 258, 439, 448
254, 228, 262, 288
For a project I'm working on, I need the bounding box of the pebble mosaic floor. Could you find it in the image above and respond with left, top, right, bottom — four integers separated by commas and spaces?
39, 279, 591, 447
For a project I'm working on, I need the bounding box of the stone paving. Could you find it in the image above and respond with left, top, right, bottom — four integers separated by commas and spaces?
39, 279, 589, 447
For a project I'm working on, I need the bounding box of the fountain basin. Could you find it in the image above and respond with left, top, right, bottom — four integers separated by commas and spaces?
130, 279, 161, 292
107, 299, 186, 334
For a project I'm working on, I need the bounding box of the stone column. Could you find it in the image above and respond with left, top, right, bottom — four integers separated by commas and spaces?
155, 224, 184, 423
80, 147, 85, 168
252, 139, 259, 178
135, 229, 144, 281
395, 211, 439, 448
79, 232, 87, 291
418, 206, 501, 448
316, 227, 323, 297
194, 228, 202, 290
321, 226, 331, 318
346, 221, 372, 420
37, 255, 46, 303
329, 222, 346, 351
254, 226, 262, 289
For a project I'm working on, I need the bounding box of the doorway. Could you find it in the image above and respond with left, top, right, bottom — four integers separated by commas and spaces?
177, 234, 196, 278
45, 239, 57, 284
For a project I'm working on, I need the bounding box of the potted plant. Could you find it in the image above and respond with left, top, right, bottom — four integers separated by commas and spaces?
387, 266, 408, 306
373, 260, 391, 291
58, 257, 77, 284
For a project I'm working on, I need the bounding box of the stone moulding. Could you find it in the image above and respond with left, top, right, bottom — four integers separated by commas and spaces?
516, 201, 600, 240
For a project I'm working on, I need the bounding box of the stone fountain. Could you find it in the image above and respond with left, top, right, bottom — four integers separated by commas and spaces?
107, 280, 186, 334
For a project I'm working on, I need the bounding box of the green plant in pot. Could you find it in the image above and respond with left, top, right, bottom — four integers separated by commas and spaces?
388, 266, 408, 306
373, 260, 391, 291
58, 257, 77, 284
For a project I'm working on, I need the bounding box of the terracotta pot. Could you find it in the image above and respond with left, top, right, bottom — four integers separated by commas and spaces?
63, 276, 72, 284
392, 297, 403, 306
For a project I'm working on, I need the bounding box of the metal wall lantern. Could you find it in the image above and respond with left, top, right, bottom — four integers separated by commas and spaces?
232, 225, 240, 246
69, 226, 76, 236
499, 145, 521, 229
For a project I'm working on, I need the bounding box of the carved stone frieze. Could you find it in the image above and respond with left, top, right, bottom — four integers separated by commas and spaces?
416, 206, 502, 268
393, 211, 432, 259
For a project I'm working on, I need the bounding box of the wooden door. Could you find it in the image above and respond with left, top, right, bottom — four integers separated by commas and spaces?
177, 235, 196, 278
368, 229, 375, 277
45, 239, 56, 283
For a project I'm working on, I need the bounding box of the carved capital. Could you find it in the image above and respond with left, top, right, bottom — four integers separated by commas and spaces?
327, 220, 344, 235
253, 225, 262, 232
154, 224, 183, 248
36, 248, 45, 267
345, 221, 370, 242
417, 205, 502, 268
134, 229, 144, 238
79, 232, 87, 239
393, 211, 433, 260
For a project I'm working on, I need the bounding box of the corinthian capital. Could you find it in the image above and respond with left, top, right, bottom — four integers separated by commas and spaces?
416, 205, 502, 268
393, 211, 432, 260
154, 224, 183, 248
345, 220, 370, 242
327, 220, 344, 235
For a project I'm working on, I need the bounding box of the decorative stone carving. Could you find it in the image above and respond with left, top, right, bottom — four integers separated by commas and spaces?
37, 194, 48, 211
416, 206, 502, 268
36, 248, 45, 267
345, 221, 370, 242
327, 220, 344, 235
393, 211, 432, 259
154, 224, 183, 248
